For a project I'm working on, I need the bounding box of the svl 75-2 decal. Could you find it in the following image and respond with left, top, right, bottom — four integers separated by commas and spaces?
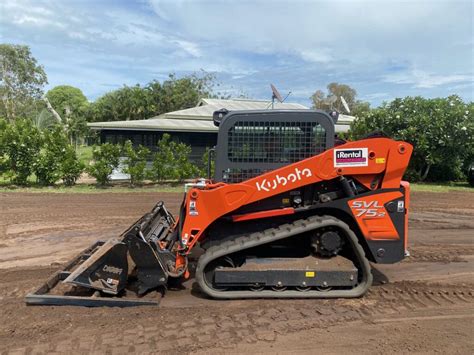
351, 200, 385, 217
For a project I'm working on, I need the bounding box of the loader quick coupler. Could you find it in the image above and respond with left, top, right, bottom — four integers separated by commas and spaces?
123, 233, 169, 295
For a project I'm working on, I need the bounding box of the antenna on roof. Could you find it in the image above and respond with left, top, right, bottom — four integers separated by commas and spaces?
270, 84, 291, 109
340, 96, 351, 114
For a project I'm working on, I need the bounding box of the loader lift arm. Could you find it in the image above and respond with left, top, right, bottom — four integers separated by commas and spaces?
176, 137, 412, 261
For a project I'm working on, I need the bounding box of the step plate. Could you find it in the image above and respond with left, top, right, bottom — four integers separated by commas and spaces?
214, 256, 358, 288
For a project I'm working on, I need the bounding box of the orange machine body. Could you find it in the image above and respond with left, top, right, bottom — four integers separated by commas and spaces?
173, 137, 412, 269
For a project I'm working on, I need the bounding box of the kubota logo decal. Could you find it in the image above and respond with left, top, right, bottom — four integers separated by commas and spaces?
351, 200, 386, 217
256, 167, 312, 192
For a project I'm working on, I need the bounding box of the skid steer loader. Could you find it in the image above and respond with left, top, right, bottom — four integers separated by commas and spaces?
26, 109, 413, 306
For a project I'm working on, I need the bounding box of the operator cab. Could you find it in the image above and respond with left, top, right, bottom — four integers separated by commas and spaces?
212, 110, 335, 183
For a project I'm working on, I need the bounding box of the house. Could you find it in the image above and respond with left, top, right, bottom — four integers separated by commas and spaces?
87, 98, 355, 161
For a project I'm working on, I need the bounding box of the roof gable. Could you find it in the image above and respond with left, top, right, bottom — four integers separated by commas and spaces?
158, 98, 308, 120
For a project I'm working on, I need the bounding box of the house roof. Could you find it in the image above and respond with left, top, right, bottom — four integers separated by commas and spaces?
151, 98, 308, 121
89, 117, 217, 133
87, 98, 354, 133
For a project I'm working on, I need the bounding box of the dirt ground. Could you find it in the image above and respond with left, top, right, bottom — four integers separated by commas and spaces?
0, 190, 473, 354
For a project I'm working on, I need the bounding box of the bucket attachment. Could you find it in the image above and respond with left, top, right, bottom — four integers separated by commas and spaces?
25, 201, 178, 307
63, 238, 129, 295
25, 241, 160, 307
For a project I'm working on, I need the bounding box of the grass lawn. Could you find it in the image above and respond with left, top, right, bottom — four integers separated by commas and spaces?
0, 180, 184, 193
0, 179, 471, 194
410, 182, 473, 193
76, 145, 93, 166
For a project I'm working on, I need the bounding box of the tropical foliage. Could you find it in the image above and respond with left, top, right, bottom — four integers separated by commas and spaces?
86, 143, 121, 186
350, 95, 473, 181
0, 44, 48, 122
150, 133, 199, 182
123, 140, 150, 186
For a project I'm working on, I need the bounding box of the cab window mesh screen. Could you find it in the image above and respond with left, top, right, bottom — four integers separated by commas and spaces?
221, 168, 264, 183
228, 121, 326, 163
222, 120, 327, 183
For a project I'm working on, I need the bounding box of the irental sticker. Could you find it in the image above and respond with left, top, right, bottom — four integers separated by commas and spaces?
334, 148, 368, 167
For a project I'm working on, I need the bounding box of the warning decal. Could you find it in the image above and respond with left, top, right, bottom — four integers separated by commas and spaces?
334, 148, 368, 167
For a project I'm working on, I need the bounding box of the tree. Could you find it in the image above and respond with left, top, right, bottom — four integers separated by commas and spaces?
0, 118, 7, 175
2, 118, 42, 184
60, 146, 84, 186
33, 125, 69, 185
351, 101, 371, 117
1, 120, 83, 186
0, 44, 48, 121
33, 125, 83, 186
32, 108, 57, 131
87, 84, 151, 122
151, 134, 179, 182
123, 140, 150, 186
150, 134, 199, 182
310, 90, 326, 109
149, 72, 217, 115
173, 141, 200, 181
310, 82, 369, 115
87, 72, 219, 123
87, 143, 121, 186
464, 101, 474, 174
45, 85, 89, 143
201, 147, 215, 178
350, 95, 473, 181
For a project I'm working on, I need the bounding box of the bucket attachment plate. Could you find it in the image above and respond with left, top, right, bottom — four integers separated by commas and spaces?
25, 241, 161, 307
63, 238, 129, 295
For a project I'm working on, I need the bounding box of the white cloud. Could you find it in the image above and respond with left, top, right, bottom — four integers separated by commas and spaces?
11, 15, 64, 28
147, 0, 471, 68
146, 0, 473, 102
0, 0, 472, 104
383, 69, 472, 89
3, 0, 65, 28
362, 92, 390, 100
173, 40, 202, 58
299, 49, 333, 64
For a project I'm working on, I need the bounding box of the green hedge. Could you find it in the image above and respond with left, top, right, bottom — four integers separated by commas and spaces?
0, 118, 84, 186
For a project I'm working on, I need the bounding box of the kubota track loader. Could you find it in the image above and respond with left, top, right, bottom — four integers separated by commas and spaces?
27, 109, 413, 306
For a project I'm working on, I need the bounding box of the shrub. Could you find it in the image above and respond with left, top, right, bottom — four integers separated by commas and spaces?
34, 126, 70, 185
201, 147, 215, 178
150, 134, 199, 182
87, 143, 121, 186
0, 118, 7, 176
151, 134, 178, 182
2, 119, 42, 185
174, 141, 200, 181
123, 140, 150, 186
61, 145, 84, 186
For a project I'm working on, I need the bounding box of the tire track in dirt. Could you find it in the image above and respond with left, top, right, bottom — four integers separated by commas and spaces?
1, 190, 473, 353
405, 243, 474, 263
1, 280, 472, 354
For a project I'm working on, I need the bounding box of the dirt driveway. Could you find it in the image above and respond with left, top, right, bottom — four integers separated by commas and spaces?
0, 190, 473, 354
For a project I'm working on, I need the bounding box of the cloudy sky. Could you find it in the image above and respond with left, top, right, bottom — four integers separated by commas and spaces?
1, 0, 472, 106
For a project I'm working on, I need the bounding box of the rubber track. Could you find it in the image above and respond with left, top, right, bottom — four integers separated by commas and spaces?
195, 215, 373, 299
